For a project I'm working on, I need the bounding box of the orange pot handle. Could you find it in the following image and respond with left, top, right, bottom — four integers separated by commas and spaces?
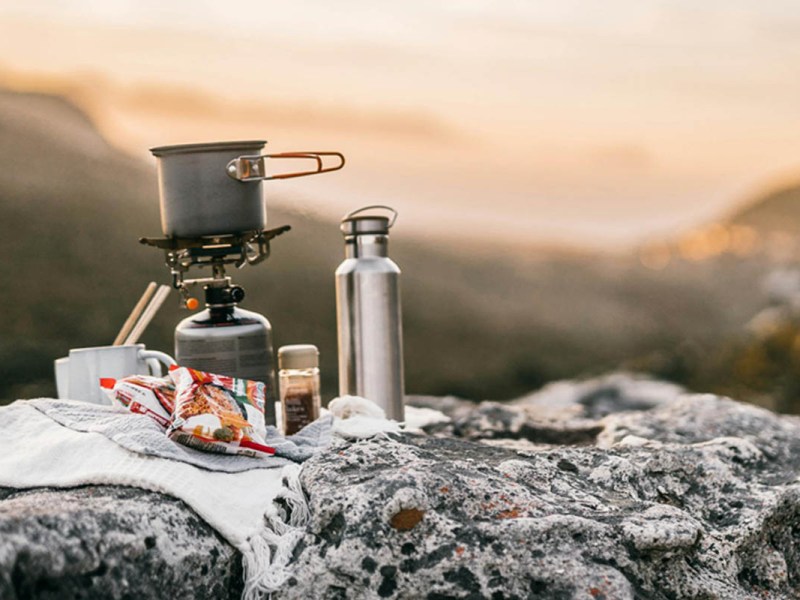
226, 151, 345, 182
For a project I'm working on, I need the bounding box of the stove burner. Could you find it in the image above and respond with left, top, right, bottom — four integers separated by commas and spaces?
140, 226, 291, 302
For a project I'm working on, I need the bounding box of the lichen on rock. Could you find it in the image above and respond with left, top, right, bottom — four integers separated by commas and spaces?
286, 376, 800, 599
3, 374, 800, 599
0, 485, 242, 600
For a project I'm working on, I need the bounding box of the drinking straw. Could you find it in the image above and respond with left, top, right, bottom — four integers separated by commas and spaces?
123, 285, 171, 345
113, 282, 157, 346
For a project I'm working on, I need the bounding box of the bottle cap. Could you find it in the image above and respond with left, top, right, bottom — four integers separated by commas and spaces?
278, 344, 319, 370
340, 216, 390, 236
340, 205, 397, 236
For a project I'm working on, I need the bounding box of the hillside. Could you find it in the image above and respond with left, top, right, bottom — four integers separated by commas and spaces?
0, 88, 770, 403
728, 181, 800, 236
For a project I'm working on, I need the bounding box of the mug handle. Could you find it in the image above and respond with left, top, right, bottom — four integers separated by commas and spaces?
226, 152, 345, 182
139, 349, 176, 377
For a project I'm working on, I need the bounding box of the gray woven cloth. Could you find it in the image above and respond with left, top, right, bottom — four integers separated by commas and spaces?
27, 398, 332, 473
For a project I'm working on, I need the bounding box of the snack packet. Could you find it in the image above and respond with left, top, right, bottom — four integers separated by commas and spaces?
168, 367, 275, 457
100, 375, 175, 429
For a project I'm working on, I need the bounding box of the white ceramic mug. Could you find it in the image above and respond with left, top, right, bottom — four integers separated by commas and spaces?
54, 357, 70, 399
55, 344, 176, 404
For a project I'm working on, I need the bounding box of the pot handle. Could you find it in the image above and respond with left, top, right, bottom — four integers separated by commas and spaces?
226, 151, 345, 182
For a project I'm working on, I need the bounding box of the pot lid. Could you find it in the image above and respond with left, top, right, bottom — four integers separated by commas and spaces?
150, 140, 267, 157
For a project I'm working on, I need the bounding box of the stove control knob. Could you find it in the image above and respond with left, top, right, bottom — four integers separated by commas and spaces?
230, 286, 245, 304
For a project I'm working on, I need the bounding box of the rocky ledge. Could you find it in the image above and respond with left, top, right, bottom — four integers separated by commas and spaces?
0, 486, 241, 599
3, 374, 800, 599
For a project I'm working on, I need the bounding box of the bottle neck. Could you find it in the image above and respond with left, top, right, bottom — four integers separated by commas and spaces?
345, 234, 389, 258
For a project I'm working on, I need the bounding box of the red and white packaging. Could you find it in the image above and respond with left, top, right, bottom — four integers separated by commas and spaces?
167, 366, 275, 458
100, 375, 175, 429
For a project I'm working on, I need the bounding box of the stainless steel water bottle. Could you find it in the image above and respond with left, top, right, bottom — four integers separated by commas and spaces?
335, 206, 405, 420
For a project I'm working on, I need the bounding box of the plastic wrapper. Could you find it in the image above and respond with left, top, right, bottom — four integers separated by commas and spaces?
100, 375, 175, 429
167, 366, 275, 457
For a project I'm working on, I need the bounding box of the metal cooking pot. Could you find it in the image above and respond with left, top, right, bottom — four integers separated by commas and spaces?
150, 140, 344, 238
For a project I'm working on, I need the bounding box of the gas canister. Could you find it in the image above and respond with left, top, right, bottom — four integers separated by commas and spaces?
175, 283, 278, 426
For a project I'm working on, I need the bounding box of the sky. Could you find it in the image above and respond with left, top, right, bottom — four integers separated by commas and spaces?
1, 1, 800, 248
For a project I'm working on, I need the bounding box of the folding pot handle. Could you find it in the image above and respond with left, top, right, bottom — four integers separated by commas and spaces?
226, 151, 345, 182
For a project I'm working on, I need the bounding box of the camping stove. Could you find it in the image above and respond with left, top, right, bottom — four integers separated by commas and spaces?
142, 139, 346, 427
139, 225, 290, 306
139, 226, 292, 426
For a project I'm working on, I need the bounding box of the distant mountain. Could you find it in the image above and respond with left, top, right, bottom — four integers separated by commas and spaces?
727, 181, 800, 235
0, 88, 769, 404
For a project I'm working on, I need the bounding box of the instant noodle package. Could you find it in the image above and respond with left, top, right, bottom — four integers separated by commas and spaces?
101, 367, 275, 458
100, 375, 175, 429
168, 366, 274, 457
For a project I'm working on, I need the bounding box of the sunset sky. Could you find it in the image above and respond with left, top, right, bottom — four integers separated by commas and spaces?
2, 1, 800, 248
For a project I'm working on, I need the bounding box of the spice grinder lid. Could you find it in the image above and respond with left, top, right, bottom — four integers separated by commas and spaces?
278, 344, 319, 370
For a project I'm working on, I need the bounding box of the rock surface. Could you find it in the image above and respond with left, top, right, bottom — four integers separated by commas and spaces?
0, 486, 242, 600
288, 375, 800, 599
3, 374, 800, 599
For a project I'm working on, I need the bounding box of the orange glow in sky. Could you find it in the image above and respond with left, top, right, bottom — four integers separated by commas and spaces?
1, 1, 800, 248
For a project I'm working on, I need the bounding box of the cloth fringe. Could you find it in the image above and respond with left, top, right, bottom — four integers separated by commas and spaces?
240, 464, 310, 599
